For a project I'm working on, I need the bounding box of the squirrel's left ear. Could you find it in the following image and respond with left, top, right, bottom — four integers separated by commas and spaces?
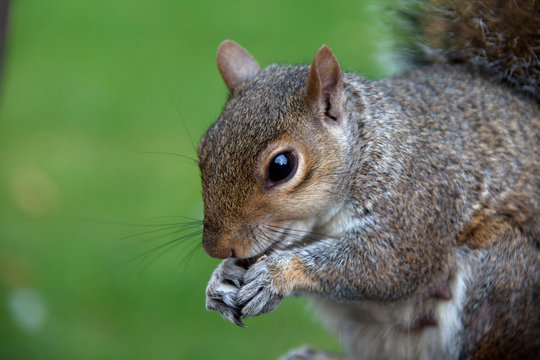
217, 40, 261, 93
305, 45, 344, 122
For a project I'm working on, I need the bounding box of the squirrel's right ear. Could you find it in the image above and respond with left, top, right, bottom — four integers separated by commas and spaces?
305, 45, 344, 122
217, 40, 261, 93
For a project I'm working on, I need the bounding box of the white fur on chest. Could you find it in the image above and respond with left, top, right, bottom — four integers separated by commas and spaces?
309, 254, 473, 360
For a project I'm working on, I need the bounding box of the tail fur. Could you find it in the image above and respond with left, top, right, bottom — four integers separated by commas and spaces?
421, 0, 540, 101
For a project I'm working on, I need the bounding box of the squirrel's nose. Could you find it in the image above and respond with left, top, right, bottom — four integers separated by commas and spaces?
202, 226, 235, 259
203, 243, 234, 259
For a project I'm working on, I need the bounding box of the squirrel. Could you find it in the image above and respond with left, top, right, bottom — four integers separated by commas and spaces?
199, 0, 539, 359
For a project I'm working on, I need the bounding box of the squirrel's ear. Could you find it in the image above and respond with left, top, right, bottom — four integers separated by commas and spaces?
305, 45, 344, 122
217, 40, 261, 93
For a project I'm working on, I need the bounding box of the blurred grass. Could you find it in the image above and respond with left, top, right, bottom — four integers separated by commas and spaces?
0, 0, 401, 359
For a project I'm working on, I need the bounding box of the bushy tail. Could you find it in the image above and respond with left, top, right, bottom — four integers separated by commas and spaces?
421, 0, 540, 101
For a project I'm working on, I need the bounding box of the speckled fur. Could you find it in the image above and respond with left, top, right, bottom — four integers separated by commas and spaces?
200, 6, 540, 359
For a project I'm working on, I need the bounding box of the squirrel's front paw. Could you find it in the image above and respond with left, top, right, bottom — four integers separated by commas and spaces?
237, 256, 283, 319
206, 258, 247, 327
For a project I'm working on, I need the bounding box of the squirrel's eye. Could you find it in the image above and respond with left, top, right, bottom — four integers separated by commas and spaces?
268, 152, 296, 183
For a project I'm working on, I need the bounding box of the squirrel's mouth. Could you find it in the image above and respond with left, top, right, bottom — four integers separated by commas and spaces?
237, 239, 282, 267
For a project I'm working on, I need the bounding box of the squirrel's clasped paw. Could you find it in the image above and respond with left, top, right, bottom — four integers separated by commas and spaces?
237, 257, 283, 319
206, 256, 283, 326
205, 258, 247, 327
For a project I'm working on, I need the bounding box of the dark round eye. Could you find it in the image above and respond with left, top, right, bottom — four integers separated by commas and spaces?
268, 152, 296, 183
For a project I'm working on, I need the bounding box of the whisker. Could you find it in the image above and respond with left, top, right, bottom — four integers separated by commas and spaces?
255, 226, 291, 251
126, 229, 203, 273
82, 218, 202, 228
116, 226, 201, 250
259, 226, 288, 241
262, 227, 310, 245
92, 220, 203, 280
255, 227, 293, 252
248, 224, 268, 256
133, 150, 198, 166
166, 89, 198, 155
142, 215, 203, 222
264, 224, 338, 240
176, 241, 204, 271
117, 223, 201, 242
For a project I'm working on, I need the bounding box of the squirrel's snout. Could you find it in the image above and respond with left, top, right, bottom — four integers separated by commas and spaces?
203, 245, 234, 259
202, 226, 236, 259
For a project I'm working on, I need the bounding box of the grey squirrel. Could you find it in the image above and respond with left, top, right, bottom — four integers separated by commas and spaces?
199, 0, 539, 359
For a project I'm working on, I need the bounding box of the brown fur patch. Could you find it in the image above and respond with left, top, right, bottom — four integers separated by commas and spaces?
457, 210, 512, 248
270, 256, 320, 295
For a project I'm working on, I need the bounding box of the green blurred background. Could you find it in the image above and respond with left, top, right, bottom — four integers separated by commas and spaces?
0, 1, 401, 359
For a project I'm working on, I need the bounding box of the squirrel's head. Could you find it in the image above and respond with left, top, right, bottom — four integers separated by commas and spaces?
199, 40, 349, 259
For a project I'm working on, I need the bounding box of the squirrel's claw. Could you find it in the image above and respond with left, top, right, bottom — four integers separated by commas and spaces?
221, 308, 247, 328
206, 297, 246, 327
